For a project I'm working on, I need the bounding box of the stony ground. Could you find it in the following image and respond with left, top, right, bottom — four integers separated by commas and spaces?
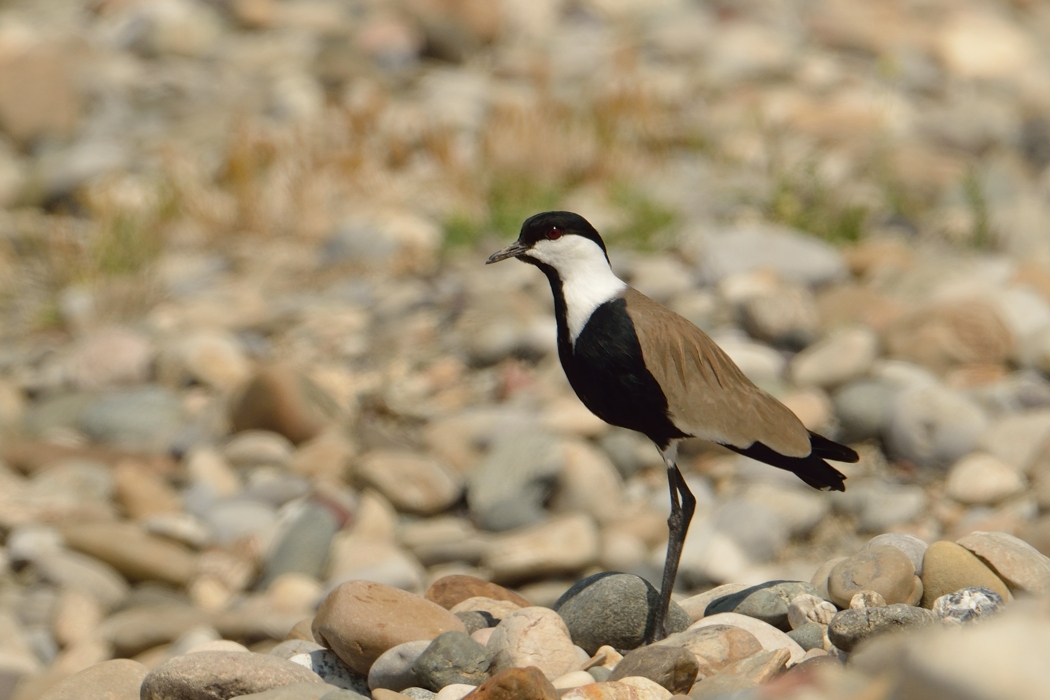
1, 0, 1050, 699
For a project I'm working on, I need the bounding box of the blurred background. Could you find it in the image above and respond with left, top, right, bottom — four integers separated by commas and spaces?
1, 0, 1050, 696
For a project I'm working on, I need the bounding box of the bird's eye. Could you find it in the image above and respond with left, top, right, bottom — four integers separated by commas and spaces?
546, 227, 562, 240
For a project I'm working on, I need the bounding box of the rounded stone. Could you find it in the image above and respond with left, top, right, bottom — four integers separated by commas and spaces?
945, 453, 1026, 505
687, 613, 805, 665
885, 385, 988, 470
827, 605, 935, 652
932, 587, 1006, 625
412, 631, 493, 691
290, 649, 369, 695
39, 658, 147, 700
552, 573, 691, 654
832, 380, 896, 442
467, 432, 564, 531
140, 650, 325, 700
786, 622, 826, 652
425, 575, 531, 610
655, 625, 762, 678
368, 640, 430, 692
485, 607, 578, 681
786, 594, 837, 629
356, 450, 462, 516
704, 580, 824, 632
827, 546, 919, 608
312, 580, 466, 676
920, 541, 1013, 607
460, 666, 558, 700
861, 533, 929, 575
789, 327, 878, 389
956, 531, 1050, 594
608, 644, 698, 695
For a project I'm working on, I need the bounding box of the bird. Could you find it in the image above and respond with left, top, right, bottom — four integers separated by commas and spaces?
487, 211, 858, 643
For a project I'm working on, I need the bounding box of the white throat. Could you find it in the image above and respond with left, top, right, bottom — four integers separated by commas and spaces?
526, 236, 627, 343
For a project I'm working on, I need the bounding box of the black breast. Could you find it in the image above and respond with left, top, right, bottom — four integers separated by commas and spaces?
561, 298, 687, 449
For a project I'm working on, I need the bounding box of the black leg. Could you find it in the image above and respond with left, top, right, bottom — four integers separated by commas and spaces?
646, 463, 696, 643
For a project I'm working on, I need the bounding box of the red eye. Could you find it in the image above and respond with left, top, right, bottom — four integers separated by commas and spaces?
546, 227, 562, 240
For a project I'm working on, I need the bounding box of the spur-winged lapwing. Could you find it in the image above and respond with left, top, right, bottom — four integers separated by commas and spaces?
487, 211, 857, 642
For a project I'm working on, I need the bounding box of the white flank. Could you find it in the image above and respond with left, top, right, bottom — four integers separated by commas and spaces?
526, 236, 626, 343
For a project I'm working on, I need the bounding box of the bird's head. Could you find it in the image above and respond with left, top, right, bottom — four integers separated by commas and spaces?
486, 211, 610, 275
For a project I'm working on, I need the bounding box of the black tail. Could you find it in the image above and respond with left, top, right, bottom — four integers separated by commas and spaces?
722, 431, 856, 492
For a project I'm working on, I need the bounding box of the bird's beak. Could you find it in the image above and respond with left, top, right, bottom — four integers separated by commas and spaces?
486, 242, 529, 264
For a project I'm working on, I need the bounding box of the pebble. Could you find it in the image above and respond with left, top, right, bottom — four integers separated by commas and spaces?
786, 594, 837, 629
920, 541, 1013, 607
230, 365, 342, 445
79, 387, 186, 451
548, 440, 625, 525
458, 666, 557, 699
68, 327, 153, 390
139, 650, 325, 699
159, 330, 252, 392
687, 648, 790, 700
832, 379, 896, 442
291, 649, 369, 694
234, 683, 350, 699
826, 605, 935, 652
467, 432, 564, 531
367, 641, 430, 692
60, 520, 197, 586
955, 531, 1050, 595
861, 533, 929, 575
704, 580, 823, 631
945, 452, 1026, 505
257, 500, 341, 588
849, 591, 887, 609
38, 658, 147, 700
687, 613, 805, 665
654, 625, 761, 678
827, 546, 920, 608
738, 285, 819, 349
696, 224, 848, 286
485, 607, 578, 681
786, 622, 826, 652
884, 300, 1013, 374
553, 573, 691, 654
976, 410, 1050, 472
608, 645, 698, 695
932, 587, 1006, 625
312, 580, 466, 676
885, 384, 989, 469
356, 450, 462, 515
789, 327, 879, 388
412, 631, 493, 690
422, 575, 529, 613
482, 514, 599, 584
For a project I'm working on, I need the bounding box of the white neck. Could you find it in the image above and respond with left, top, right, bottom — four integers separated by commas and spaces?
525, 236, 626, 343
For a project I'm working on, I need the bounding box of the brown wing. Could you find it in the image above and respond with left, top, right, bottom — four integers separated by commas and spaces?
623, 287, 811, 457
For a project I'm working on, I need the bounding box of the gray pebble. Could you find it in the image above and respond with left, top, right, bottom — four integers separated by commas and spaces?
401, 688, 438, 700
588, 667, 612, 683
705, 580, 824, 631
827, 604, 936, 652
553, 572, 690, 654
786, 622, 826, 651
932, 587, 1005, 626
455, 611, 497, 635
411, 631, 492, 691
467, 432, 563, 531
367, 640, 429, 692
289, 650, 368, 695
833, 380, 896, 442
